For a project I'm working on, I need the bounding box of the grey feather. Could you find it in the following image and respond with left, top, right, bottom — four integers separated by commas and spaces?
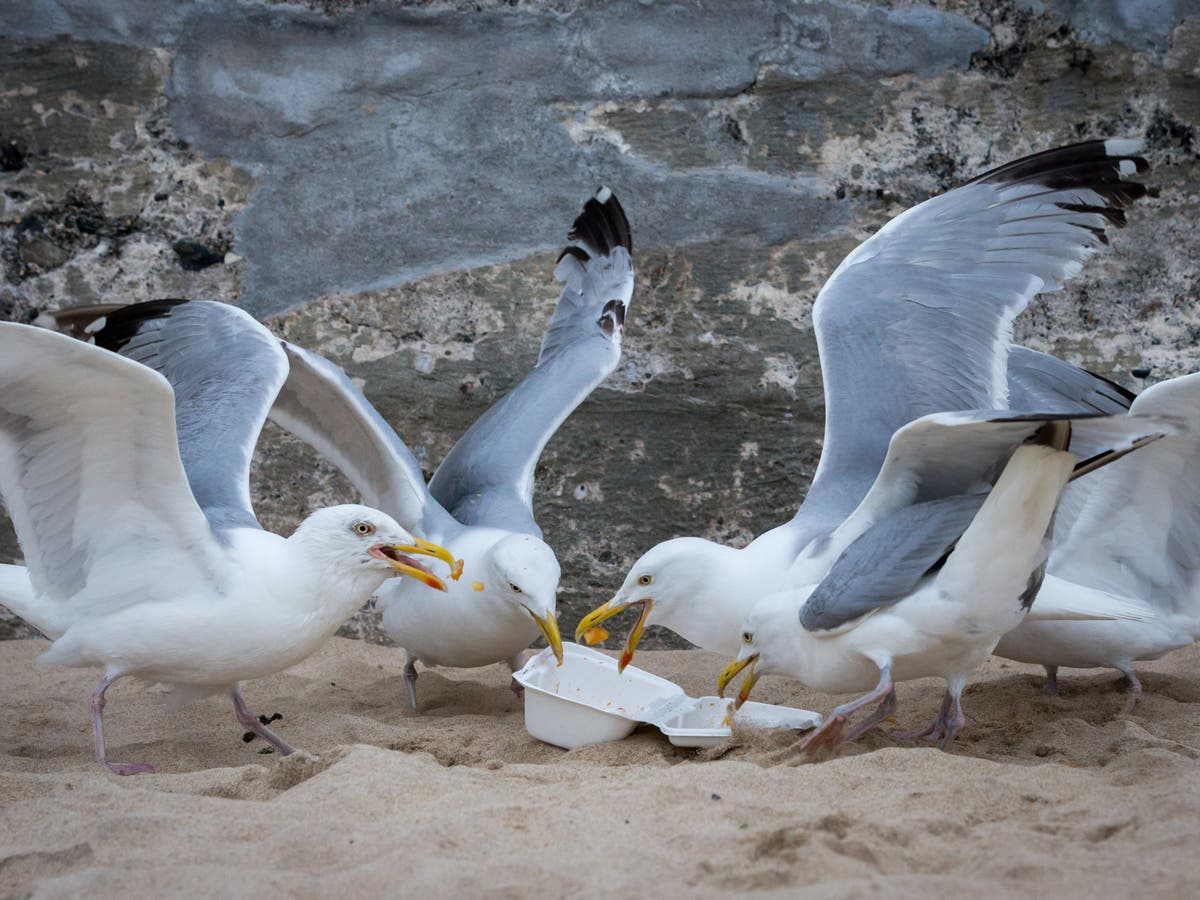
800, 494, 987, 632
270, 342, 459, 540
429, 188, 633, 533
94, 300, 287, 534
795, 140, 1148, 543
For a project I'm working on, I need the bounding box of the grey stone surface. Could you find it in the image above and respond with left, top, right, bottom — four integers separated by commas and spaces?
2, 1, 1199, 648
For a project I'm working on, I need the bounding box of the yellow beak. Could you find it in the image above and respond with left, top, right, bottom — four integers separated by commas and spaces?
382, 555, 448, 592
395, 536, 463, 579
530, 610, 564, 666
372, 537, 460, 592
717, 654, 759, 710
575, 598, 653, 673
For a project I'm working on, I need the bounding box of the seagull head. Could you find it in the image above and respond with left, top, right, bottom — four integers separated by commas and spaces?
575, 537, 713, 672
717, 590, 802, 709
482, 533, 563, 665
293, 504, 458, 592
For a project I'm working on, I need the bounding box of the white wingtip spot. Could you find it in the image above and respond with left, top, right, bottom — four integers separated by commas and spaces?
1104, 138, 1143, 157
1118, 159, 1137, 176
84, 316, 107, 334
595, 186, 612, 204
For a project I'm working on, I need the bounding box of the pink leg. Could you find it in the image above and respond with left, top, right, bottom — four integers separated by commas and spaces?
1114, 663, 1142, 716
800, 663, 893, 758
89, 674, 155, 776
843, 687, 897, 743
232, 686, 294, 756
936, 687, 966, 751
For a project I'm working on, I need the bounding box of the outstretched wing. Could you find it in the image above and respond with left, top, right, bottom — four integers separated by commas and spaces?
429, 187, 634, 535
92, 300, 288, 533
0, 323, 224, 624
797, 406, 1173, 633
791, 408, 1173, 586
799, 494, 987, 632
1049, 373, 1200, 615
271, 342, 459, 539
795, 140, 1148, 541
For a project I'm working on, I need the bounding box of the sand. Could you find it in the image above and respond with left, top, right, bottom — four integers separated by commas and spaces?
2, 637, 1199, 898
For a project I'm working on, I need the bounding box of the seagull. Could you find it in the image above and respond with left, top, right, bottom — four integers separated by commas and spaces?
717, 408, 1171, 755
0, 314, 458, 775
994, 371, 1200, 711
57, 189, 634, 709
575, 139, 1150, 669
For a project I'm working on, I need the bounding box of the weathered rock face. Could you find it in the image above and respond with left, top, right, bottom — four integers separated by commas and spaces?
2, 1, 1198, 646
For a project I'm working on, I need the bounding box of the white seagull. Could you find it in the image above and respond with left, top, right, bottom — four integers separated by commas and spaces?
575, 139, 1150, 668
718, 408, 1171, 755
0, 315, 457, 774
994, 371, 1200, 711
276, 188, 632, 706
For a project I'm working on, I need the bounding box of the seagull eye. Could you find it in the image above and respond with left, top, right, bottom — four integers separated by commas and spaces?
353, 522, 375, 536
638, 574, 653, 586
742, 631, 753, 644
510, 583, 522, 593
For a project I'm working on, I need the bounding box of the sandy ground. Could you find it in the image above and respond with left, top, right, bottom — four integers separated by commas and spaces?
2, 637, 1200, 898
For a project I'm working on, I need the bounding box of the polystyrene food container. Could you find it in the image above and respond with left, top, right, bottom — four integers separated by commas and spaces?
514, 643, 820, 749
514, 642, 685, 748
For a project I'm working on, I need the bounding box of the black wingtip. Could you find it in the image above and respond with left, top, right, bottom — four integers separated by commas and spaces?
566, 186, 632, 258
1081, 367, 1139, 406
971, 139, 1150, 227
92, 299, 190, 353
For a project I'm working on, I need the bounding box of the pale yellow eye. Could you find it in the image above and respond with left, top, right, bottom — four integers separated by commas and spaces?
742, 631, 753, 644
353, 522, 375, 536
638, 574, 653, 586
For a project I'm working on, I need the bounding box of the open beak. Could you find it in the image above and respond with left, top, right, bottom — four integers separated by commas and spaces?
575, 598, 653, 673
370, 541, 456, 592
717, 653, 759, 710
395, 536, 464, 581
528, 609, 564, 666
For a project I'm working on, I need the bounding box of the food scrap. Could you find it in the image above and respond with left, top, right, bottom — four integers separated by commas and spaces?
581, 625, 610, 645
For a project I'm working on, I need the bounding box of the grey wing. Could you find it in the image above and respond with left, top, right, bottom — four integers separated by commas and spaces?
93, 300, 287, 533
1008, 346, 1135, 415
429, 187, 633, 534
1049, 372, 1200, 615
800, 495, 987, 632
820, 408, 1174, 563
799, 140, 1149, 533
0, 323, 223, 617
271, 342, 459, 538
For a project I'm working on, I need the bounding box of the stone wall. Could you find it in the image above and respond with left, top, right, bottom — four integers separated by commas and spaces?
3, 0, 1199, 645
